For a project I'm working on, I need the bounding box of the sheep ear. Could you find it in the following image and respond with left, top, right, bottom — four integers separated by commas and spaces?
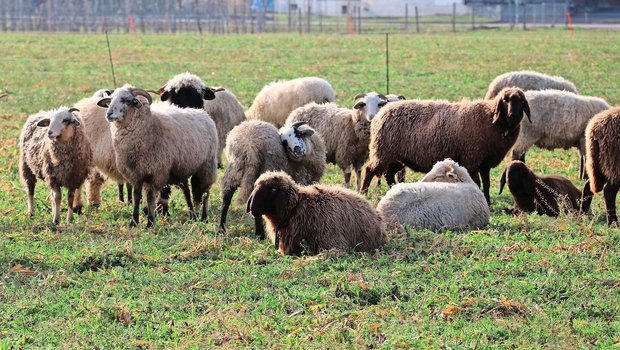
97, 98, 111, 108
132, 98, 143, 109
203, 88, 216, 101
296, 124, 314, 137
353, 101, 366, 110
70, 115, 81, 127
246, 193, 254, 214
447, 171, 458, 182
493, 97, 506, 124
499, 169, 507, 194
36, 118, 51, 127
160, 91, 169, 101
398, 95, 406, 100
522, 95, 532, 123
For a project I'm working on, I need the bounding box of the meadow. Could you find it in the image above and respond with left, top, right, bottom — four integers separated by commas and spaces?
0, 29, 619, 348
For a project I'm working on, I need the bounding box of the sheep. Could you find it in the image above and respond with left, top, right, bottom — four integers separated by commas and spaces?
361, 87, 531, 205
152, 72, 246, 167
247, 171, 387, 256
485, 70, 578, 100
499, 160, 582, 216
285, 92, 387, 191
512, 90, 610, 179
385, 94, 406, 102
219, 120, 326, 238
246, 77, 336, 128
19, 107, 93, 224
376, 159, 489, 231
580, 106, 620, 225
97, 84, 218, 228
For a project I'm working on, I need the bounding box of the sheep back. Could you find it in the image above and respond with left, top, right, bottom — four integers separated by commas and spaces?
585, 106, 620, 193
204, 88, 246, 165
485, 70, 578, 100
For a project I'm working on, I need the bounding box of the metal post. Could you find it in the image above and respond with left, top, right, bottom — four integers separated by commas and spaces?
415, 6, 420, 33
298, 8, 302, 34
105, 30, 117, 87
358, 6, 361, 34
522, 3, 526, 30
452, 3, 456, 33
385, 33, 390, 95
472, 6, 475, 31
405, 4, 408, 31
307, 5, 311, 33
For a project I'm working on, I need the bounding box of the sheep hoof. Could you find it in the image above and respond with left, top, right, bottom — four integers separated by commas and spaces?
189, 211, 197, 220
73, 205, 83, 215
129, 219, 137, 228
53, 219, 59, 225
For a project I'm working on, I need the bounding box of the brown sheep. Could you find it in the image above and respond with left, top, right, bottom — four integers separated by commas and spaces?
247, 171, 387, 256
499, 160, 582, 216
360, 88, 531, 204
580, 106, 620, 225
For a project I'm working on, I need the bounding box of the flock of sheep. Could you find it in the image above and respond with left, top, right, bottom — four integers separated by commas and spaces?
14, 70, 620, 256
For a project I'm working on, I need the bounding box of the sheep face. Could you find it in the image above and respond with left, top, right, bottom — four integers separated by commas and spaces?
499, 160, 535, 197
247, 171, 298, 218
158, 72, 215, 109
98, 86, 153, 123
385, 94, 406, 103
280, 121, 315, 159
421, 159, 474, 184
36, 108, 81, 142
353, 92, 388, 122
493, 88, 531, 131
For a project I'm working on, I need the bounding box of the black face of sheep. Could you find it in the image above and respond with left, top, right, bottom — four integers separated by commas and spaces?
280, 121, 315, 159
493, 89, 532, 132
159, 86, 216, 109
499, 161, 535, 197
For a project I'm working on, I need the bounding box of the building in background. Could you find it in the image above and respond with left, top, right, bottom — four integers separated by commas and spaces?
274, 0, 471, 17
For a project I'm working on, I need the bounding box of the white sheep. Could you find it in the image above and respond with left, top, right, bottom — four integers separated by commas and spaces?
19, 107, 93, 224
377, 159, 490, 231
97, 85, 218, 228
285, 92, 387, 191
485, 70, 578, 100
512, 89, 610, 179
246, 77, 336, 128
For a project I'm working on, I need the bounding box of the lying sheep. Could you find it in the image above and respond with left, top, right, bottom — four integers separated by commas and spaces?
377, 159, 489, 231
97, 85, 218, 228
19, 107, 93, 224
499, 160, 582, 216
219, 120, 326, 237
246, 77, 336, 128
153, 72, 246, 167
247, 171, 387, 255
361, 87, 531, 204
485, 70, 578, 100
580, 107, 620, 225
285, 92, 387, 190
512, 90, 610, 179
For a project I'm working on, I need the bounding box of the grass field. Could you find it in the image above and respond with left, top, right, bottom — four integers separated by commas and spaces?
1, 28, 620, 348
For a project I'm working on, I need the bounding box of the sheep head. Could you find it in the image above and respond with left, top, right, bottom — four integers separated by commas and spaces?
493, 88, 531, 131
36, 107, 81, 142
353, 92, 388, 122
280, 121, 315, 160
98, 85, 152, 123
155, 72, 216, 108
499, 160, 535, 197
92, 89, 114, 98
385, 94, 406, 102
421, 158, 475, 184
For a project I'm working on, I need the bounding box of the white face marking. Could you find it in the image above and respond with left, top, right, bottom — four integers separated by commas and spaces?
355, 92, 386, 121
41, 108, 75, 140
280, 124, 308, 159
105, 87, 136, 122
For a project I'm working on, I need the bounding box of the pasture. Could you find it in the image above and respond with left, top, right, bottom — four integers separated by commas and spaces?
1, 29, 620, 348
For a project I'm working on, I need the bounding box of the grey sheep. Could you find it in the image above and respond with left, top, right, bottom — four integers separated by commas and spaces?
19, 107, 93, 224
361, 87, 531, 205
485, 70, 578, 100
247, 171, 387, 256
219, 120, 326, 238
97, 84, 218, 228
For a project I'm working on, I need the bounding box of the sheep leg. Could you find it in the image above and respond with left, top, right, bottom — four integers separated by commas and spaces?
86, 169, 104, 208
603, 182, 620, 226
126, 184, 133, 204
579, 154, 586, 180
219, 187, 236, 232
343, 168, 351, 189
180, 182, 195, 220
190, 176, 209, 221
117, 183, 125, 203
385, 163, 403, 187
145, 187, 157, 228
361, 163, 386, 194
72, 187, 83, 215
200, 188, 210, 222
255, 215, 265, 240
580, 180, 594, 215
480, 167, 491, 205
51, 187, 61, 225
397, 168, 406, 183
130, 182, 143, 227
355, 167, 362, 192
26, 180, 36, 218
66, 188, 75, 223
158, 185, 171, 216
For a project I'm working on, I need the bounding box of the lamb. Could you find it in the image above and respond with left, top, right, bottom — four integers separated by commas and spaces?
485, 70, 578, 100
361, 87, 531, 205
247, 171, 387, 256
19, 107, 93, 224
246, 77, 336, 128
580, 107, 620, 225
512, 90, 610, 179
285, 92, 387, 190
219, 120, 326, 237
376, 159, 489, 231
97, 84, 218, 228
499, 160, 582, 216
153, 72, 246, 167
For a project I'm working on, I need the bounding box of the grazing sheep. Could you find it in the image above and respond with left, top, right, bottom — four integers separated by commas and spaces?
580, 107, 620, 225
247, 171, 387, 256
499, 160, 582, 216
285, 92, 387, 190
219, 120, 326, 237
377, 159, 489, 231
246, 77, 336, 128
97, 85, 218, 228
153, 72, 246, 167
361, 87, 531, 204
485, 70, 578, 100
19, 107, 93, 224
512, 90, 610, 179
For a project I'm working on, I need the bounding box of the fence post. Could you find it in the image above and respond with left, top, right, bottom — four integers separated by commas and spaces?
385, 33, 390, 95
405, 4, 408, 31
288, 0, 292, 32
307, 5, 311, 33
358, 6, 362, 34
471, 6, 475, 31
415, 6, 420, 33
298, 8, 302, 34
522, 3, 527, 30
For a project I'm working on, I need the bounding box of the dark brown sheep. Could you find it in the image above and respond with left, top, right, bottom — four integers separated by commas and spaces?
580, 106, 620, 225
499, 160, 582, 216
361, 88, 531, 204
247, 171, 387, 256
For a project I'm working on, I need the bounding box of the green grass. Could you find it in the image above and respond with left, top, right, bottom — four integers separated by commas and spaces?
1, 29, 620, 348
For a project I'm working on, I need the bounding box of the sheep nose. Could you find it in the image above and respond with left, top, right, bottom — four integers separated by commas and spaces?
47, 131, 56, 139
293, 145, 302, 153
